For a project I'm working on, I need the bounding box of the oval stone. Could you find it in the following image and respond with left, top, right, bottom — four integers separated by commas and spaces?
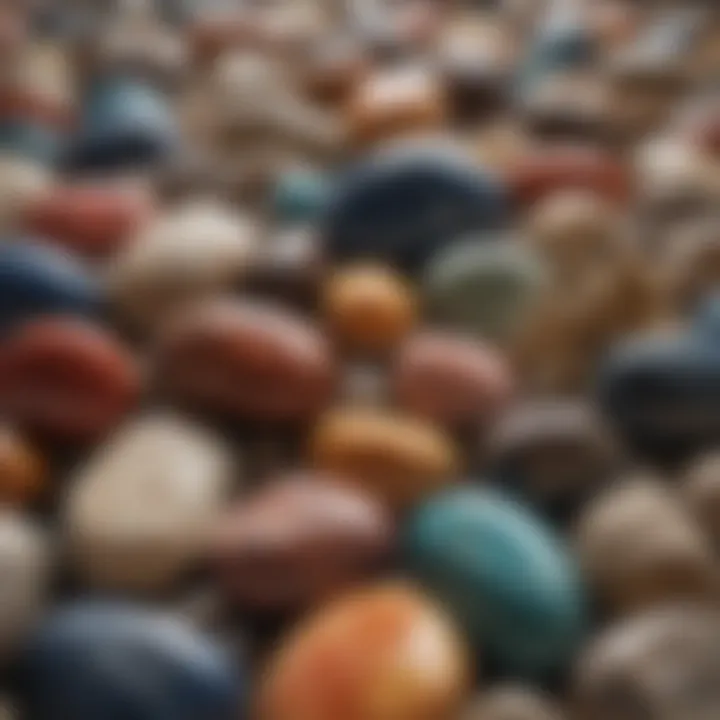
321, 263, 418, 356
210, 471, 393, 611
25, 182, 153, 259
576, 476, 715, 615
323, 142, 508, 273
66, 413, 235, 593
487, 400, 618, 524
0, 240, 102, 333
157, 299, 336, 424
256, 583, 469, 720
575, 606, 720, 720
20, 601, 241, 720
67, 77, 179, 172
423, 239, 548, 343
0, 318, 139, 443
309, 407, 459, 509
110, 199, 258, 334
402, 486, 587, 677
392, 331, 514, 430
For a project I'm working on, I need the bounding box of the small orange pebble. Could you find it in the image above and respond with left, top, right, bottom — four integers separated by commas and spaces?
256, 582, 470, 720
322, 264, 417, 356
506, 146, 632, 208
25, 183, 153, 259
309, 407, 459, 510
0, 426, 46, 506
344, 66, 447, 150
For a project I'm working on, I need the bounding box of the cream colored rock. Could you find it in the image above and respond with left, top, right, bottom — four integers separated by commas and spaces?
0, 158, 52, 235
576, 476, 715, 615
109, 197, 259, 333
66, 413, 236, 593
0, 511, 50, 656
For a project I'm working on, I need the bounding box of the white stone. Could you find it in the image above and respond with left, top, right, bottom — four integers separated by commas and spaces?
109, 197, 259, 332
65, 413, 236, 593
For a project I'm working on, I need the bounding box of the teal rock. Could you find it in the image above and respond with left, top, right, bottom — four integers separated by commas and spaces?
273, 168, 330, 225
423, 238, 547, 343
401, 486, 587, 678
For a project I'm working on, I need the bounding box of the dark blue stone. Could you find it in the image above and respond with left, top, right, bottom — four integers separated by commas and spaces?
598, 298, 720, 463
0, 123, 64, 165
20, 601, 243, 720
401, 485, 587, 678
66, 78, 179, 172
323, 143, 509, 272
0, 240, 103, 333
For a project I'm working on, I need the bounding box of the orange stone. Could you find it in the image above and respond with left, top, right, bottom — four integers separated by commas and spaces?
256, 583, 470, 720
322, 264, 417, 356
0, 426, 46, 506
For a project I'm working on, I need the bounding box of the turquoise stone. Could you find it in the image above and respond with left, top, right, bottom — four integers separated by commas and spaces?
401, 485, 587, 678
423, 238, 547, 343
272, 168, 330, 225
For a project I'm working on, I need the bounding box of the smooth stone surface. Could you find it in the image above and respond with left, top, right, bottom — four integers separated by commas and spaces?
576, 476, 715, 615
597, 319, 720, 461
256, 583, 469, 720
487, 400, 618, 524
323, 142, 509, 273
0, 510, 50, 658
575, 605, 720, 720
20, 601, 241, 720
66, 413, 235, 592
0, 318, 139, 444
0, 240, 102, 334
424, 238, 547, 343
402, 486, 587, 677
67, 77, 179, 171
110, 198, 258, 333
211, 472, 394, 611
309, 407, 459, 510
392, 331, 514, 430
157, 299, 337, 424
322, 263, 418, 356
0, 157, 51, 234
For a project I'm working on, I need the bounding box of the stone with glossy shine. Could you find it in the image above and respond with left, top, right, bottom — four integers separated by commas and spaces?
256, 583, 469, 720
402, 486, 587, 677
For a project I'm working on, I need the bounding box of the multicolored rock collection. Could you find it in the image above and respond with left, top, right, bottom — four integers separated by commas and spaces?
0, 1, 716, 719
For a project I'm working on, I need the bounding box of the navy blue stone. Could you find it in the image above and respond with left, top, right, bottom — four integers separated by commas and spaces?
20, 601, 242, 720
0, 123, 64, 165
598, 298, 720, 463
0, 240, 103, 333
323, 143, 509, 272
401, 485, 587, 679
66, 78, 179, 172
